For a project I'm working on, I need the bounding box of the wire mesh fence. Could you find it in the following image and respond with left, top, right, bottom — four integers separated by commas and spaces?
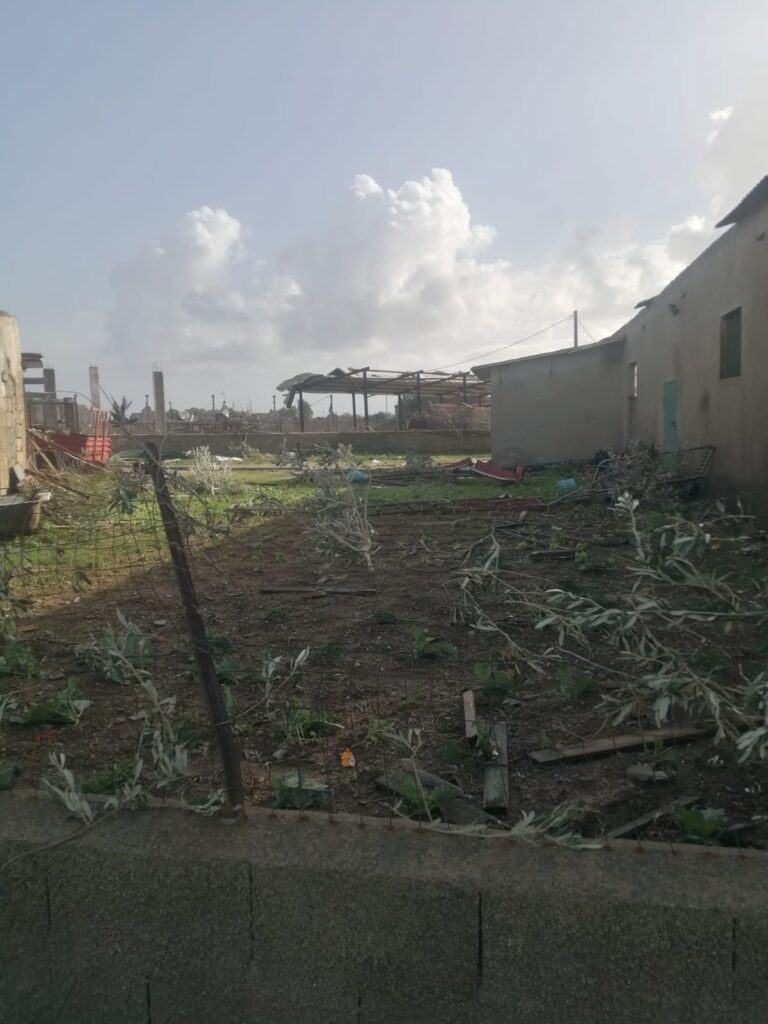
1, 446, 767, 849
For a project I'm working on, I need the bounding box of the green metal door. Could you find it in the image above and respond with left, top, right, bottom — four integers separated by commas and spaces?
662, 380, 678, 451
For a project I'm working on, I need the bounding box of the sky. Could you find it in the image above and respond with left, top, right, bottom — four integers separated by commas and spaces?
1, 0, 767, 414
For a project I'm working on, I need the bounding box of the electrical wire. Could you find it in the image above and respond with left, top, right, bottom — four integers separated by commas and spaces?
429, 313, 574, 371
577, 317, 599, 344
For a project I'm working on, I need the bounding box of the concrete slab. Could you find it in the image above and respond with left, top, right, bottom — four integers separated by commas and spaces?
482, 893, 735, 1023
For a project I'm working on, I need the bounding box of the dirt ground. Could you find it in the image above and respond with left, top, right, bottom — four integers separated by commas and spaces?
2, 481, 768, 847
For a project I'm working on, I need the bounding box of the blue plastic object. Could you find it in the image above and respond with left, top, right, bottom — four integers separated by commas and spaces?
555, 477, 577, 492
346, 469, 370, 483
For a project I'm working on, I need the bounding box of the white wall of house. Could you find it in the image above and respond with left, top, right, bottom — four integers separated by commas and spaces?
484, 341, 625, 465
621, 199, 768, 498
478, 188, 768, 502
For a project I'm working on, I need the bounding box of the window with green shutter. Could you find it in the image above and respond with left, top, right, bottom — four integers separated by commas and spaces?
720, 308, 742, 379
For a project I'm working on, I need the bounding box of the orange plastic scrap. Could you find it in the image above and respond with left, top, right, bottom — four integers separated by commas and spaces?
340, 748, 356, 768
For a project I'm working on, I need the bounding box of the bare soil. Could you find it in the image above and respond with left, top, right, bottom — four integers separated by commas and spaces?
3, 490, 768, 847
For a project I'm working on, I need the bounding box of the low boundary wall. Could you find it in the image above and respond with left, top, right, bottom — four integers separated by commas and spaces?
111, 429, 491, 458
2, 796, 767, 1023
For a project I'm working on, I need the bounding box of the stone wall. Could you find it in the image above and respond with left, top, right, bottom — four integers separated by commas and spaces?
112, 429, 491, 458
2, 796, 767, 1024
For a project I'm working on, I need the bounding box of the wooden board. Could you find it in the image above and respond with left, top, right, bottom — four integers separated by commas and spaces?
528, 725, 710, 764
530, 548, 577, 560
258, 584, 377, 595
607, 797, 696, 840
375, 766, 499, 827
376, 766, 461, 797
477, 720, 509, 814
463, 689, 478, 743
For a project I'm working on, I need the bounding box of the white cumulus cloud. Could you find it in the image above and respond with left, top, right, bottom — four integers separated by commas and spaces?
107, 169, 716, 387
105, 86, 766, 407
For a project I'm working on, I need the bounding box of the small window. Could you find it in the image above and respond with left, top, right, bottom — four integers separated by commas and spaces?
720, 308, 741, 379
628, 361, 638, 398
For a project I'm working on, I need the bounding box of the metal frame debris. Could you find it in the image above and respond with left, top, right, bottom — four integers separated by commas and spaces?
277, 366, 490, 430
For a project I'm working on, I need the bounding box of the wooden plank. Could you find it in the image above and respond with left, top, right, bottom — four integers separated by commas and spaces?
530, 548, 577, 560
607, 797, 696, 840
528, 725, 711, 764
477, 720, 509, 814
376, 766, 461, 797
441, 798, 501, 827
375, 766, 499, 827
258, 584, 377, 595
463, 689, 478, 744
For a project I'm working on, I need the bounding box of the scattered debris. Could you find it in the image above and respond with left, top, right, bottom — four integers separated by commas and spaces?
259, 584, 377, 595
478, 720, 509, 814
462, 689, 477, 743
0, 760, 17, 790
376, 765, 500, 826
626, 763, 670, 783
529, 725, 710, 764
608, 797, 696, 840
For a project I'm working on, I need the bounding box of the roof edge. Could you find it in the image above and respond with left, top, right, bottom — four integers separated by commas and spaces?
472, 336, 625, 376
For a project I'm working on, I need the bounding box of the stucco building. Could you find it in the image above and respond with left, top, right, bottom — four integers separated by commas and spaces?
0, 312, 27, 490
474, 176, 768, 503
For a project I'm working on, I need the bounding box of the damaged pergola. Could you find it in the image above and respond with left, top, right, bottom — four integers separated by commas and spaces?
277, 366, 490, 430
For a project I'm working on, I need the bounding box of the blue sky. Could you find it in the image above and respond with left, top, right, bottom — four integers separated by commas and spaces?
2, 1, 766, 411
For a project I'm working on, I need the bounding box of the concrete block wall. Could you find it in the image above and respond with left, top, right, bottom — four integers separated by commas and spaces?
111, 429, 491, 458
2, 797, 767, 1024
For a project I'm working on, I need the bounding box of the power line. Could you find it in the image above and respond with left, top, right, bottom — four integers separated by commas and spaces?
578, 317, 599, 344
429, 313, 574, 372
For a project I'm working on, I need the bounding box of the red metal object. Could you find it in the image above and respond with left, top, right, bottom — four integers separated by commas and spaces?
42, 408, 112, 464
447, 457, 526, 482
84, 434, 112, 461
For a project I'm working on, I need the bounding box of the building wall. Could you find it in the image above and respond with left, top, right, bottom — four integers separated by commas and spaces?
483, 197, 768, 500
488, 341, 625, 466
0, 313, 26, 491
620, 202, 768, 499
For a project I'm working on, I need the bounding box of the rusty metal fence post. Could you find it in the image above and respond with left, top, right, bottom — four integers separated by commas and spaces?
145, 443, 244, 814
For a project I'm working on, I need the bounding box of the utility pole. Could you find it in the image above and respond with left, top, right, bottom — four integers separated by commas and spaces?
88, 366, 101, 409
573, 309, 579, 348
153, 370, 167, 433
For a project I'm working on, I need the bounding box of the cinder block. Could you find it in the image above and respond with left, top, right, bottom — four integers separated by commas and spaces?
733, 913, 768, 1018
1, 967, 146, 1024
482, 893, 735, 1024
0, 841, 52, 1021
46, 843, 251, 972
150, 974, 361, 1024
37, 842, 250, 1022
249, 868, 479, 1006
359, 993, 486, 1024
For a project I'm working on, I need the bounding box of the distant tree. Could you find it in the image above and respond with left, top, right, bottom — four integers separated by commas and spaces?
109, 396, 139, 427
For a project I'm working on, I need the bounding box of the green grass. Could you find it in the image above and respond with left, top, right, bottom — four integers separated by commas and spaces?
0, 460, 573, 600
